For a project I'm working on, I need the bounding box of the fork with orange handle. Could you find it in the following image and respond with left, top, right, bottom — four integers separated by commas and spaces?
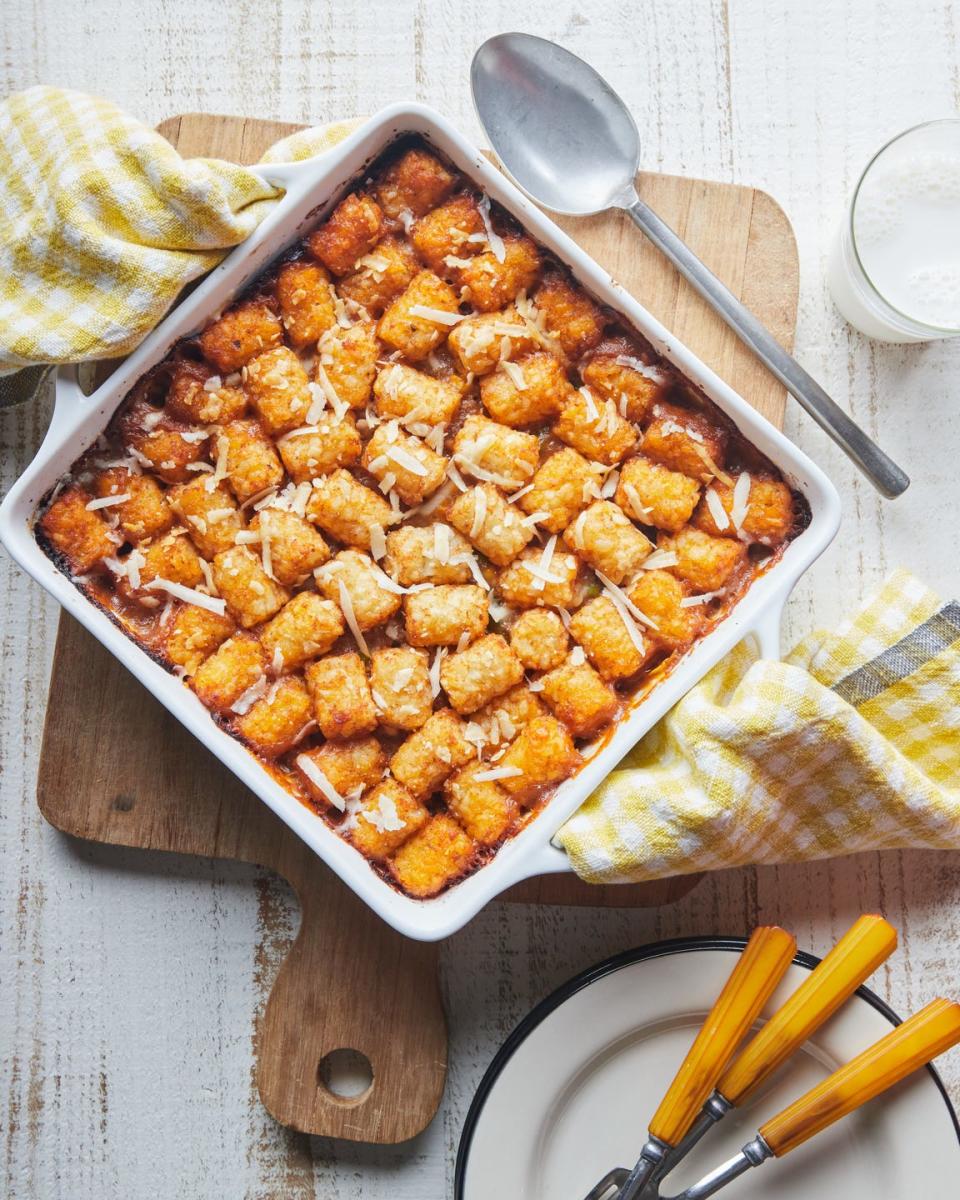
584, 915, 960, 1199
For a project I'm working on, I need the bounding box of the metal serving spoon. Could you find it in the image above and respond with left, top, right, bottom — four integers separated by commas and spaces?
471, 33, 910, 499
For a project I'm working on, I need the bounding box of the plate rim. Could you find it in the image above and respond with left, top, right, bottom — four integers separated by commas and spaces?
454, 934, 960, 1197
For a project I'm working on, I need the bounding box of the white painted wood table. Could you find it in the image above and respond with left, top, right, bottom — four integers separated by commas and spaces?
2, 1, 959, 1195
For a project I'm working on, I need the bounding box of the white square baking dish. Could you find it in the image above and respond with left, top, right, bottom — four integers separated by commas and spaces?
0, 103, 841, 940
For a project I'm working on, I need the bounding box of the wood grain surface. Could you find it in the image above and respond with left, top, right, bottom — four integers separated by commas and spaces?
33, 108, 797, 1143
3, 2, 960, 1196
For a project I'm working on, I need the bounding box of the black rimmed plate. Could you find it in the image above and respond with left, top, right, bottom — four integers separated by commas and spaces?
456, 936, 960, 1200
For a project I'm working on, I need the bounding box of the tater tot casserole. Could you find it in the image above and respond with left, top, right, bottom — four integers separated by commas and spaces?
35, 138, 808, 901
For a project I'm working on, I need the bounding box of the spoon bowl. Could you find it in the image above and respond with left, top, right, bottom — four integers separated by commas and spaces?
471, 33, 909, 498
470, 33, 641, 214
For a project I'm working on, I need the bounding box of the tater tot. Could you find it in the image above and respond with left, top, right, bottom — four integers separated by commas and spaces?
690, 473, 795, 545
373, 361, 464, 426
93, 468, 173, 544
479, 352, 574, 428
382, 523, 474, 587
444, 763, 518, 846
641, 401, 728, 480
164, 604, 236, 675
305, 652, 378, 739
539, 655, 619, 738
460, 237, 540, 312
534, 272, 606, 358
318, 320, 380, 410
627, 568, 705, 652
446, 309, 535, 376
404, 584, 488, 647
248, 508, 330, 586
294, 736, 386, 810
374, 147, 457, 219
200, 299, 283, 373
277, 413, 362, 483
217, 419, 284, 503
235, 676, 313, 759
369, 646, 433, 731
568, 596, 653, 681
362, 423, 447, 505
211, 545, 289, 628
377, 270, 462, 361
316, 549, 402, 630
276, 259, 337, 348
390, 708, 475, 798
497, 714, 582, 805
452, 415, 540, 489
243, 346, 313, 436
508, 608, 569, 672
388, 813, 478, 898
495, 544, 581, 610
563, 500, 653, 584
448, 484, 534, 566
553, 387, 638, 465
337, 236, 420, 315
168, 478, 243, 559
660, 526, 747, 593
39, 486, 120, 573
517, 447, 595, 533
307, 192, 384, 277
350, 779, 430, 862
165, 360, 248, 425
411, 195, 485, 272
439, 633, 524, 714
260, 592, 345, 671
306, 469, 394, 550
615, 455, 701, 533
191, 634, 267, 714
580, 349, 666, 423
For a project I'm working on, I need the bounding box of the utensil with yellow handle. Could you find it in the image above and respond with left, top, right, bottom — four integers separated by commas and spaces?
585, 926, 797, 1200
639, 914, 897, 1194
655, 997, 960, 1199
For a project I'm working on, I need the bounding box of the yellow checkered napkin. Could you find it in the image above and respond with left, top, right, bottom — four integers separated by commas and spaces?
0, 86, 355, 376
559, 569, 960, 883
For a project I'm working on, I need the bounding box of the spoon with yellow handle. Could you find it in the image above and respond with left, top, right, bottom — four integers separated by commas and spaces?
657, 997, 960, 1199
638, 914, 898, 1195
588, 925, 798, 1200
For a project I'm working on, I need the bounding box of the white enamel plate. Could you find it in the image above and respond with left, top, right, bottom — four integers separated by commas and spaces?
456, 938, 959, 1200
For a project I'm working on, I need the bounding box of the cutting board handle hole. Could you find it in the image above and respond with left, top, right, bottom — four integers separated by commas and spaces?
317, 1048, 374, 1104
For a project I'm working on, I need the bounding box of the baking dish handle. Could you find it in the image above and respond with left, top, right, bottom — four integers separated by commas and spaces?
42, 365, 92, 446
752, 598, 786, 660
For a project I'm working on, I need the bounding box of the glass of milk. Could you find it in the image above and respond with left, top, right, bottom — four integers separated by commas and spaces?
828, 119, 960, 342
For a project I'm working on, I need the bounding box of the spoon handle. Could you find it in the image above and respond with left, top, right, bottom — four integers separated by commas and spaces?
625, 197, 910, 498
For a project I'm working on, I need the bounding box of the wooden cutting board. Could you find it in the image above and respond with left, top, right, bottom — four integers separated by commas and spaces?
35, 112, 798, 1144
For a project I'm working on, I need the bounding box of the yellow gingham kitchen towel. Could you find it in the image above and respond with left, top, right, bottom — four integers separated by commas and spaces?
559, 569, 960, 882
0, 86, 355, 378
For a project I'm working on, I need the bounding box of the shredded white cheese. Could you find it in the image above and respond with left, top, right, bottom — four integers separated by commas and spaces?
144, 577, 226, 615
429, 647, 446, 698
338, 580, 369, 656
230, 674, 268, 715
296, 755, 346, 811
407, 304, 464, 326
731, 473, 752, 531
641, 548, 680, 570
386, 443, 429, 476
704, 487, 730, 531
85, 493, 131, 511
596, 572, 660, 631
615, 354, 667, 383
477, 194, 506, 263
680, 590, 724, 608
474, 765, 522, 782
501, 360, 527, 390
